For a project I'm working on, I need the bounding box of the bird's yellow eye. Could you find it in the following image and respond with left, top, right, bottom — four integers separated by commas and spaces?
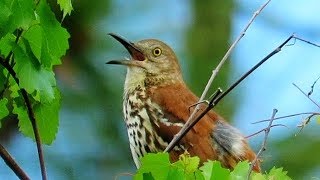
152, 47, 162, 57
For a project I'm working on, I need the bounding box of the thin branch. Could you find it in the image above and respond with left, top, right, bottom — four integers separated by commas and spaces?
247, 109, 278, 179
164, 35, 295, 152
252, 112, 320, 124
245, 124, 288, 139
164, 0, 272, 152
308, 75, 320, 96
0, 59, 47, 179
200, 0, 272, 103
0, 144, 30, 180
293, 83, 320, 109
295, 113, 317, 135
294, 36, 320, 48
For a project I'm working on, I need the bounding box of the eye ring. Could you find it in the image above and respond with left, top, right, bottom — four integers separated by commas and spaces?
152, 47, 162, 57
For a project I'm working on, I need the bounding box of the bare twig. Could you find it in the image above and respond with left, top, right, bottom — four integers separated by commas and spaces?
252, 112, 320, 124
245, 124, 288, 139
0, 144, 30, 180
247, 109, 278, 179
294, 36, 320, 48
293, 83, 320, 109
200, 0, 272, 103
164, 0, 272, 152
308, 75, 320, 96
296, 113, 318, 135
164, 34, 295, 152
0, 59, 47, 179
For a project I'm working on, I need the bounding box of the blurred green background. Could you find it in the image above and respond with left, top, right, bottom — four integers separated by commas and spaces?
0, 0, 320, 179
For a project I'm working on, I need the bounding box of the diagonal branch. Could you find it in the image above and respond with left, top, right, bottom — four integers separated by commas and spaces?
252, 112, 320, 124
245, 124, 288, 139
0, 143, 30, 180
165, 34, 294, 152
164, 0, 273, 152
0, 57, 47, 179
292, 83, 320, 109
247, 109, 278, 179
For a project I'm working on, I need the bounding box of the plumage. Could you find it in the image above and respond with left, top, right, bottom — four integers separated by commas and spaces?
107, 33, 260, 172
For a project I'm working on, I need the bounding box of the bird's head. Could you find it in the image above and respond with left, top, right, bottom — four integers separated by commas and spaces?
107, 33, 183, 88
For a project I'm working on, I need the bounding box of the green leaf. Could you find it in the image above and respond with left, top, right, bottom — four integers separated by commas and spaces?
13, 43, 56, 103
0, 33, 16, 57
230, 161, 250, 180
266, 167, 291, 180
7, 0, 35, 32
0, 1, 12, 38
24, 25, 42, 62
57, 0, 73, 20
33, 0, 70, 67
200, 161, 230, 180
13, 88, 61, 144
173, 153, 200, 174
134, 153, 171, 180
251, 173, 266, 180
0, 98, 9, 127
167, 168, 185, 180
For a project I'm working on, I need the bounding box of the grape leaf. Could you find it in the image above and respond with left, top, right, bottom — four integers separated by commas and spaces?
200, 161, 230, 180
230, 161, 250, 180
134, 153, 171, 180
0, 33, 16, 57
13, 43, 56, 103
13, 88, 61, 144
173, 153, 200, 174
0, 98, 9, 127
57, 0, 73, 20
267, 167, 291, 180
172, 153, 203, 180
7, 0, 35, 32
24, 25, 42, 63
33, 0, 70, 67
0, 1, 12, 38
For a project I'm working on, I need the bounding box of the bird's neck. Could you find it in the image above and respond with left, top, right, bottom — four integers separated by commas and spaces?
124, 68, 183, 95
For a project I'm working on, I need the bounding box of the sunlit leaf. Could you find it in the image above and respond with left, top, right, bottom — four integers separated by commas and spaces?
230, 161, 250, 179
200, 161, 230, 180
7, 0, 35, 32
267, 167, 291, 180
13, 88, 61, 144
57, 0, 73, 20
34, 0, 70, 67
135, 153, 171, 180
13, 43, 56, 103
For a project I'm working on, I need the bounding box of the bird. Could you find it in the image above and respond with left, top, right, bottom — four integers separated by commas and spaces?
106, 33, 260, 172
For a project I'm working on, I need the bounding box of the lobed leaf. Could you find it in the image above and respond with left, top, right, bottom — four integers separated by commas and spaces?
135, 153, 171, 180
13, 88, 61, 144
6, 0, 35, 33
200, 161, 230, 180
13, 43, 56, 103
33, 0, 70, 67
57, 0, 73, 20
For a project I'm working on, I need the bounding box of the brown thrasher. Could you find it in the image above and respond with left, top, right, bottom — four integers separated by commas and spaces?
107, 33, 260, 172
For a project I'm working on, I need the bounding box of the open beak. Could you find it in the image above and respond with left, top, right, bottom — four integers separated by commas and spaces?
106, 33, 145, 66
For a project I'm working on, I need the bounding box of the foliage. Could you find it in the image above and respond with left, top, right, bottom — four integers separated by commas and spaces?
0, 0, 70, 144
135, 153, 291, 180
